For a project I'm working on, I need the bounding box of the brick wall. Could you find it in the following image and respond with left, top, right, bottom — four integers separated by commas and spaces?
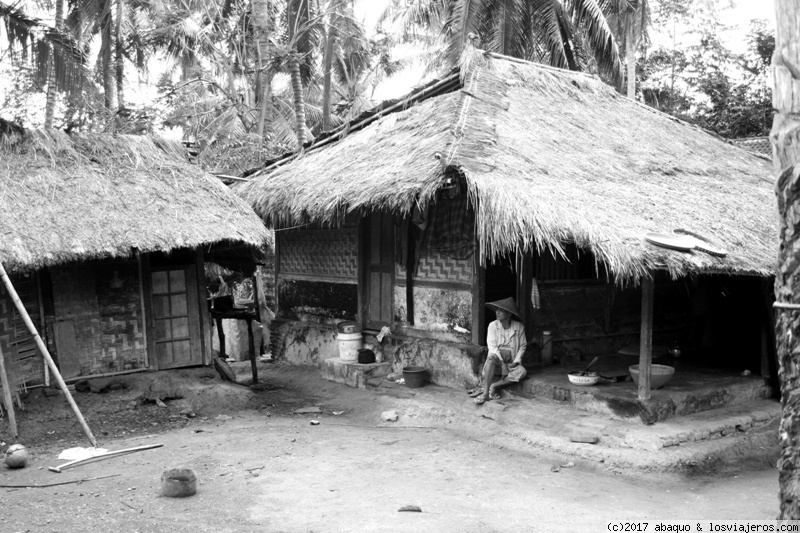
50, 261, 146, 375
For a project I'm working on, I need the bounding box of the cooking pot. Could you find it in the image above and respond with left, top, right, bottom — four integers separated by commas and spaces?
357, 349, 376, 364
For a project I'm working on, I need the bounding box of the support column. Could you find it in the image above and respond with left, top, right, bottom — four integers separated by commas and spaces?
638, 276, 654, 400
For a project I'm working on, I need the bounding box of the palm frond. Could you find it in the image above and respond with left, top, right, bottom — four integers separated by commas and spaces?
527, 0, 575, 70
1, 1, 89, 93
572, 0, 623, 84
445, 0, 490, 67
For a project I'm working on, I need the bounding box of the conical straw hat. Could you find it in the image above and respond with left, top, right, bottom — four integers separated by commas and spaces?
485, 297, 521, 320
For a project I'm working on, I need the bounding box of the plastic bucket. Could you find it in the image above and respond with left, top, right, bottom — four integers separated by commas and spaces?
337, 332, 363, 361
402, 366, 428, 388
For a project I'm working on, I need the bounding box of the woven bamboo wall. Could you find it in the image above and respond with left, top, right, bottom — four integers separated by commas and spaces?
50, 261, 146, 375
396, 249, 473, 285
278, 228, 358, 281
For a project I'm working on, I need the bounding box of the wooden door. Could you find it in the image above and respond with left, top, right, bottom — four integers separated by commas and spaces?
150, 266, 202, 369
363, 213, 394, 329
53, 321, 80, 379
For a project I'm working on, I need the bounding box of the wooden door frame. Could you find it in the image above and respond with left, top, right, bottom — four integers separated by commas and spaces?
142, 252, 205, 370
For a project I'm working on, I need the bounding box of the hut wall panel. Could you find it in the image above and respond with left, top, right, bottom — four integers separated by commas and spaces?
393, 286, 472, 342
277, 228, 358, 281
277, 278, 358, 324
396, 250, 473, 284
394, 232, 474, 338
276, 227, 358, 323
0, 276, 45, 387
50, 262, 146, 375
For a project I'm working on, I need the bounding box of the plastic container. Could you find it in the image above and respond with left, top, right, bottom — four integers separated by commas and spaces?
541, 331, 553, 365
337, 332, 363, 361
161, 468, 197, 498
402, 366, 428, 388
567, 371, 599, 386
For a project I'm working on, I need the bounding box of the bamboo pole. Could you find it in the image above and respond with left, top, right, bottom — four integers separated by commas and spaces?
0, 343, 18, 438
0, 262, 96, 446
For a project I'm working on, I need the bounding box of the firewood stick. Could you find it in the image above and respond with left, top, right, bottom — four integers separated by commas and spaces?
0, 344, 17, 438
0, 261, 96, 447
48, 443, 163, 473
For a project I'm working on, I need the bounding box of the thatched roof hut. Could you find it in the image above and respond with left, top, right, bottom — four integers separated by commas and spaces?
0, 128, 271, 274
236, 53, 777, 281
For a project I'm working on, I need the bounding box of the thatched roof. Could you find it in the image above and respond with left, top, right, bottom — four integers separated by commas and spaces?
0, 129, 271, 274
236, 53, 777, 281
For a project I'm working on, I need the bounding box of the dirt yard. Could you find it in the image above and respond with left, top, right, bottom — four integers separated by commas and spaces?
0, 364, 780, 533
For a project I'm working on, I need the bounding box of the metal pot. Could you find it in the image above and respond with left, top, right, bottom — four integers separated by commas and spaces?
357, 349, 375, 364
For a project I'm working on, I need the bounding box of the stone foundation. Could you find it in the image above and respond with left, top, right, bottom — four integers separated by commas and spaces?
272, 319, 486, 389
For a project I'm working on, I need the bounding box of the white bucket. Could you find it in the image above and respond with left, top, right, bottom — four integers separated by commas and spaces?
337, 332, 363, 361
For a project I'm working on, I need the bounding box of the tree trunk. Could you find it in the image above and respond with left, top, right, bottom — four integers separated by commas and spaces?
101, 0, 117, 119
773, 0, 800, 520
44, 0, 64, 130
253, 0, 272, 138
626, 21, 636, 100
322, 13, 336, 132
115, 0, 125, 112
289, 53, 307, 149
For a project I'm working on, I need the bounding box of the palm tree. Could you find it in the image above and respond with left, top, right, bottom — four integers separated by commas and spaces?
604, 0, 650, 98
284, 0, 319, 148
391, 0, 623, 84
44, 0, 65, 129
252, 0, 274, 137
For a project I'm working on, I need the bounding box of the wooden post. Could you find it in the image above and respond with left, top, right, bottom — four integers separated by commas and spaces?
216, 316, 226, 359
0, 262, 96, 447
248, 318, 258, 384
638, 276, 654, 400
0, 344, 18, 438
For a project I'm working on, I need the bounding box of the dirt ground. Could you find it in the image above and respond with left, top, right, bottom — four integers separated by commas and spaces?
0, 364, 780, 533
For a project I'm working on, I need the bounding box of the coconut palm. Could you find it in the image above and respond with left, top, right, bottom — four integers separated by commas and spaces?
389, 0, 623, 84
604, 0, 650, 98
44, 0, 65, 129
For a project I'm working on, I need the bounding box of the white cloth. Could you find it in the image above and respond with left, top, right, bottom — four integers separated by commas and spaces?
486, 320, 527, 364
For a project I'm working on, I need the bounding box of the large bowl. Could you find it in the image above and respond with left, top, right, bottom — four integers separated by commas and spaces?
629, 364, 675, 389
568, 371, 599, 386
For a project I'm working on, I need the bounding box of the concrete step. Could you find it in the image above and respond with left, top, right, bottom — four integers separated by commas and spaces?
389, 384, 780, 474
562, 398, 780, 452
507, 370, 774, 424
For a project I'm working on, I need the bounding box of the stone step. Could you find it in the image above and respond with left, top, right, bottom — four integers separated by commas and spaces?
507, 371, 774, 423
391, 388, 780, 474
321, 358, 392, 389
562, 398, 780, 452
